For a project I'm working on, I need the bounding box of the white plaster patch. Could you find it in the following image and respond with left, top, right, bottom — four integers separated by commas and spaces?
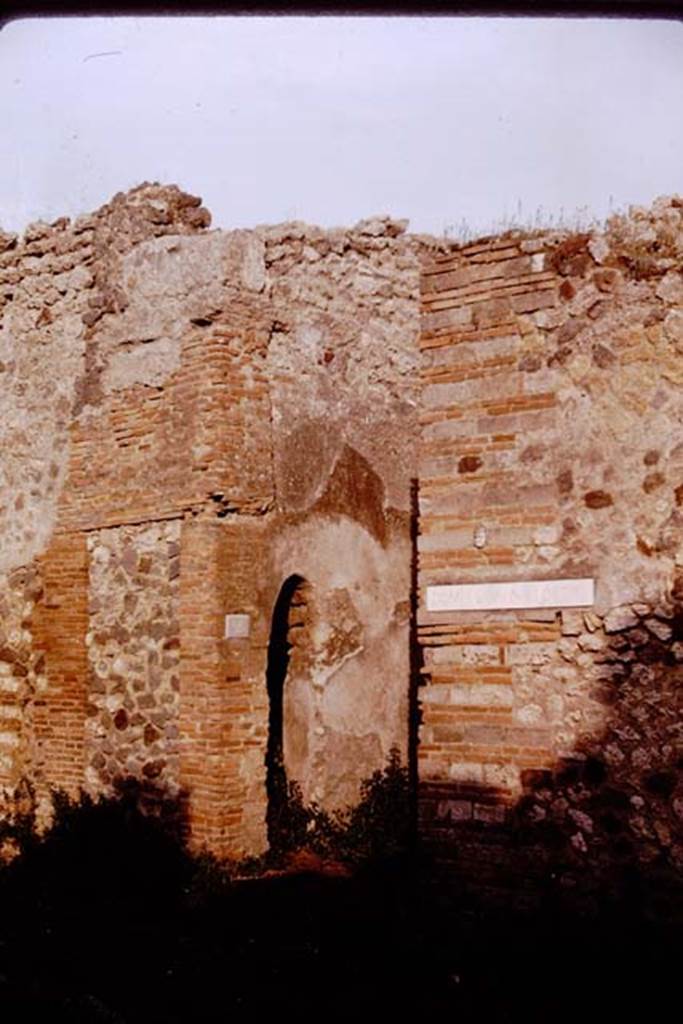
426, 577, 595, 612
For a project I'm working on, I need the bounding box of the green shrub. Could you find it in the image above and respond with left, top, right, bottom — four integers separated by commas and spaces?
262, 747, 411, 869
336, 747, 411, 865
0, 751, 412, 887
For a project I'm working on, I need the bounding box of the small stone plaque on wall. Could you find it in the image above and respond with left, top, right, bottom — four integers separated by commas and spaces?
225, 613, 251, 639
426, 578, 595, 613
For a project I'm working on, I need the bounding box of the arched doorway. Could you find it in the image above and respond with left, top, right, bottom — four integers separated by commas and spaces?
265, 574, 313, 848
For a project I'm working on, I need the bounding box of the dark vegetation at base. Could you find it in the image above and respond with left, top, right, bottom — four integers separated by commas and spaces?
0, 770, 681, 1022
262, 746, 412, 869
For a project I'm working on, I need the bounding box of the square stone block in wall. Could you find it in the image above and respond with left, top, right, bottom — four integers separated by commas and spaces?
225, 613, 251, 639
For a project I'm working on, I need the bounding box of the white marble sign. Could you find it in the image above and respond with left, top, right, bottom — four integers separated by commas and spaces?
225, 613, 251, 639
426, 578, 595, 613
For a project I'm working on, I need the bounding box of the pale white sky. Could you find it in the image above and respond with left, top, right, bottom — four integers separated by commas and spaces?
1, 15, 682, 238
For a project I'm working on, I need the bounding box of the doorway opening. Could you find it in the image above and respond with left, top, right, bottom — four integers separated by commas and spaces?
265, 574, 312, 849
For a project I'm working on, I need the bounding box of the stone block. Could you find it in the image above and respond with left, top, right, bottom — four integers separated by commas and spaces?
603, 606, 639, 633
473, 802, 507, 824
437, 798, 473, 822
450, 683, 513, 708
449, 761, 484, 784
560, 610, 583, 635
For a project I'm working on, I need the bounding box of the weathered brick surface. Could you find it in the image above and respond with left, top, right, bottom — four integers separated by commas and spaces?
56, 322, 275, 533
178, 515, 272, 857
32, 533, 89, 795
417, 197, 683, 906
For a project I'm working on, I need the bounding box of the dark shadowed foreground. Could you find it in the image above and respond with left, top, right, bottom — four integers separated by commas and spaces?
0, 776, 681, 1023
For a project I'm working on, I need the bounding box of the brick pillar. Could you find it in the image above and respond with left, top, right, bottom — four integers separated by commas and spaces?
178, 516, 269, 858
219, 516, 270, 856
417, 238, 562, 871
33, 532, 90, 794
178, 514, 271, 858
178, 517, 228, 851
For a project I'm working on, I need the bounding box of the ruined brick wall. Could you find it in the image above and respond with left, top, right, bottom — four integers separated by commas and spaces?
177, 215, 439, 852
417, 197, 683, 912
4, 182, 681, 889
258, 216, 427, 810
0, 186, 440, 859
0, 185, 212, 795
0, 184, 211, 569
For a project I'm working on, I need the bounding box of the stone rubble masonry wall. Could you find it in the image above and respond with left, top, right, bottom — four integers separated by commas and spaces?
0, 184, 215, 804
0, 564, 47, 789
417, 197, 683, 904
0, 184, 212, 573
85, 522, 181, 796
0, 185, 442, 857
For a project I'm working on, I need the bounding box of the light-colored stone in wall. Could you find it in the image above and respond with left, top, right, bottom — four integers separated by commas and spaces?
0, 564, 46, 788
